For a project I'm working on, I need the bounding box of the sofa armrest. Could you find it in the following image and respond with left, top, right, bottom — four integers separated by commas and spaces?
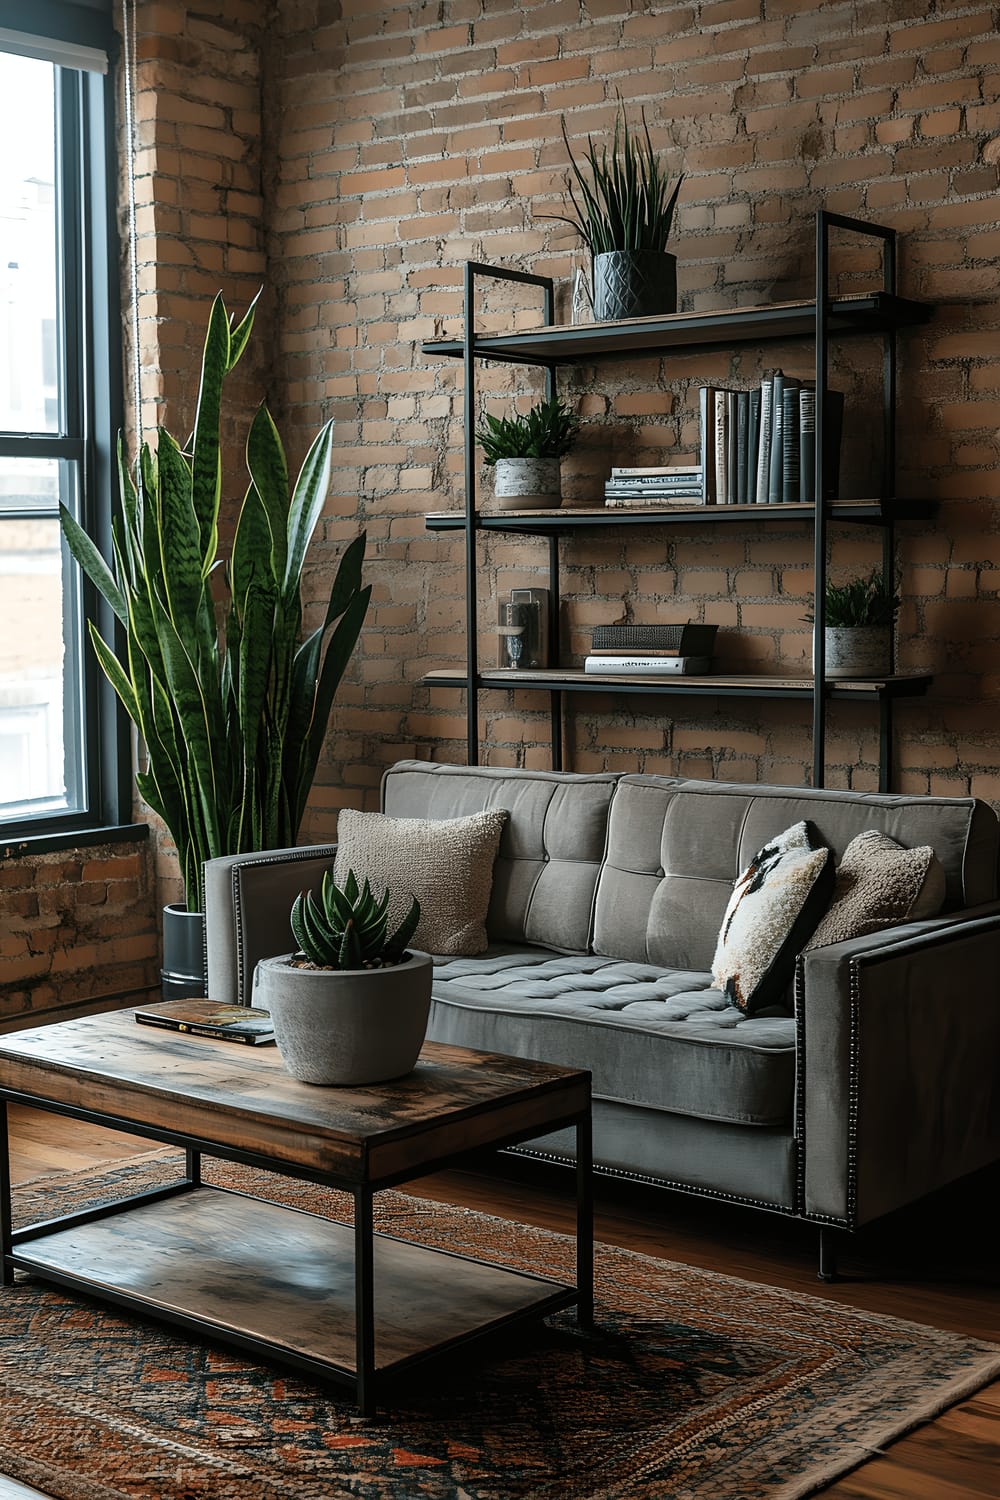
796, 906, 1000, 1228
204, 845, 338, 1007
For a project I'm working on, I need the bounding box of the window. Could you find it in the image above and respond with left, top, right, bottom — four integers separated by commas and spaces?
0, 5, 127, 844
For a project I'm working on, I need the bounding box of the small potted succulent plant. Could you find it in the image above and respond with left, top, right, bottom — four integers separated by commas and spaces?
805, 568, 901, 678
254, 867, 431, 1086
541, 102, 684, 321
475, 395, 581, 509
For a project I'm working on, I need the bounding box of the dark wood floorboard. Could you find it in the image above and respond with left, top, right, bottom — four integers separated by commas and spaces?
6, 1104, 999, 1500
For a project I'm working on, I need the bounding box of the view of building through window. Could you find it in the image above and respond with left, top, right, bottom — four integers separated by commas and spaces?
0, 49, 82, 821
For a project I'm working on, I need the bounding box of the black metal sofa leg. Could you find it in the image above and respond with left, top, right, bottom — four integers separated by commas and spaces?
817, 1226, 840, 1282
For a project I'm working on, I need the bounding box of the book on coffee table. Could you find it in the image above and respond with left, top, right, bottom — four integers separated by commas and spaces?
133, 998, 275, 1045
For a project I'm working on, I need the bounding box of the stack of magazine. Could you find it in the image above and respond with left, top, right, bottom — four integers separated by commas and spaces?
584, 623, 718, 676
699, 374, 844, 505
604, 464, 705, 506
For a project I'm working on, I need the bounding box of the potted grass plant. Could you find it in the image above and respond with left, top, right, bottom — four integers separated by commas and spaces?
541, 102, 684, 321
806, 568, 900, 677
59, 293, 371, 997
474, 395, 581, 509
254, 867, 431, 1086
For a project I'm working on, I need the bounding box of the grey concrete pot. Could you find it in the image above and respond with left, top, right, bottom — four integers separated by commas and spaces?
253, 949, 433, 1086
492, 456, 561, 510
824, 626, 892, 678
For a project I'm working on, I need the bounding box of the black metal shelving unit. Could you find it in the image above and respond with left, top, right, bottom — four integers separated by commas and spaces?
421, 212, 935, 791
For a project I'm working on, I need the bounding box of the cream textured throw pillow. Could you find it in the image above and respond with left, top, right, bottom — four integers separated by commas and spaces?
333, 807, 508, 957
804, 829, 946, 950
712, 821, 834, 1014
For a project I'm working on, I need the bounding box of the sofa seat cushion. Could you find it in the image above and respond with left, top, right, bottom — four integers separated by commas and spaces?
429, 947, 795, 1127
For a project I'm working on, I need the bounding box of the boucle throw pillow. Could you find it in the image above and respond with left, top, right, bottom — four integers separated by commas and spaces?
804, 829, 946, 950
712, 821, 834, 1015
333, 807, 508, 957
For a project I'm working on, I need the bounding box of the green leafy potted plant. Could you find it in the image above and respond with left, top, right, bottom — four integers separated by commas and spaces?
474, 395, 581, 509
59, 293, 371, 996
541, 103, 684, 321
805, 568, 900, 677
254, 867, 431, 1086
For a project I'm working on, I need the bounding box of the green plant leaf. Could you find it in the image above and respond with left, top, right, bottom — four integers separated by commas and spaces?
190, 292, 230, 571
246, 404, 289, 584
59, 504, 127, 625
284, 420, 334, 603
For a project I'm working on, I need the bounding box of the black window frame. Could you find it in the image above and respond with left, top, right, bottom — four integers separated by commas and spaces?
0, 2, 136, 854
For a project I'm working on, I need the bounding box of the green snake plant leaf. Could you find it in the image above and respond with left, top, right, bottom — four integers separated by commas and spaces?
155, 430, 203, 644
59, 293, 366, 914
284, 420, 334, 603
88, 625, 140, 724
384, 896, 421, 963
227, 288, 260, 372
59, 504, 127, 626
246, 404, 289, 586
292, 585, 371, 827
189, 293, 231, 572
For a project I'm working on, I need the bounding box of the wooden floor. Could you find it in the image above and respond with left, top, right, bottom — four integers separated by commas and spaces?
5, 1104, 999, 1500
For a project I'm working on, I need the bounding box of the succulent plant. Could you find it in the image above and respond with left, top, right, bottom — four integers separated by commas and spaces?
290, 868, 420, 970
475, 396, 581, 465
804, 569, 901, 628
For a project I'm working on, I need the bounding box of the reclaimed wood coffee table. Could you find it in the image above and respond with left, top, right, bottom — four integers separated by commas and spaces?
0, 1010, 592, 1415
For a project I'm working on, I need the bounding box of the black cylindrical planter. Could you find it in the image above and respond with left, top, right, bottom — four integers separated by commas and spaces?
161, 903, 208, 1001
592, 250, 677, 321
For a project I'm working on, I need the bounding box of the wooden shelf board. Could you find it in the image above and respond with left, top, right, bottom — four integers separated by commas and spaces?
422, 292, 932, 365
16, 1185, 573, 1377
423, 667, 933, 700
425, 499, 936, 534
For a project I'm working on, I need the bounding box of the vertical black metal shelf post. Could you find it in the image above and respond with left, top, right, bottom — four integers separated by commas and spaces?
461, 264, 556, 766
813, 211, 901, 792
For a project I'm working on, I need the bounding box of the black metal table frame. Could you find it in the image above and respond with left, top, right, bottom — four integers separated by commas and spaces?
0, 1088, 593, 1417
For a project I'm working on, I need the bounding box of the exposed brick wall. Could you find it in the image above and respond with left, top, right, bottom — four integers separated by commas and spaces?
264, 0, 1000, 817
0, 839, 158, 1024
13, 2, 999, 1016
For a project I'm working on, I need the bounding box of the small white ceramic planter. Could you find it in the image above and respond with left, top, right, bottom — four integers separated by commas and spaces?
492, 456, 560, 510
823, 626, 891, 678
254, 949, 433, 1086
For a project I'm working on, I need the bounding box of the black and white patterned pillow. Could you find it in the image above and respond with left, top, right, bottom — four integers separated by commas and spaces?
712, 821, 834, 1014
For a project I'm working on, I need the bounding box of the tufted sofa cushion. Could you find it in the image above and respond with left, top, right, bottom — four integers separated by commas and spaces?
381, 761, 620, 954
593, 775, 1000, 973
428, 947, 795, 1127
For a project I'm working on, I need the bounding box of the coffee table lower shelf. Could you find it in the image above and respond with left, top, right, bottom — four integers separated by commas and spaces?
13, 1184, 576, 1399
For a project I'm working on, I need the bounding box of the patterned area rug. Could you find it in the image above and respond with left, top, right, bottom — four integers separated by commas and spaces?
2, 1152, 998, 1500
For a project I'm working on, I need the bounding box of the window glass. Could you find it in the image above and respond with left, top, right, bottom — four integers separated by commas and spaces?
0, 52, 61, 435
0, 26, 117, 839
0, 458, 83, 819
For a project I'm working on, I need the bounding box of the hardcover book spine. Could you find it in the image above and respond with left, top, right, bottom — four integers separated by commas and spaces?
699, 386, 717, 503
584, 655, 711, 675
767, 372, 785, 503
799, 385, 816, 503
755, 376, 773, 505
735, 391, 748, 504
714, 388, 729, 505
782, 381, 800, 504
746, 388, 760, 505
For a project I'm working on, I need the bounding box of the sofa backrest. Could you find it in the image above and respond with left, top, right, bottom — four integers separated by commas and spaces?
381, 761, 619, 954
593, 775, 1000, 970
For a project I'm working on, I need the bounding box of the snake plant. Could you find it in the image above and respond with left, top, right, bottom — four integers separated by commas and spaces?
291, 867, 421, 969
542, 104, 683, 256
59, 293, 371, 913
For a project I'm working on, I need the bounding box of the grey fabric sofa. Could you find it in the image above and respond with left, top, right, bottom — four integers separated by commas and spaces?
204, 760, 1000, 1272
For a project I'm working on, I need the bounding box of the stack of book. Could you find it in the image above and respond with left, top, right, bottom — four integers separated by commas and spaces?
604, 464, 705, 507
584, 623, 718, 676
699, 375, 844, 505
